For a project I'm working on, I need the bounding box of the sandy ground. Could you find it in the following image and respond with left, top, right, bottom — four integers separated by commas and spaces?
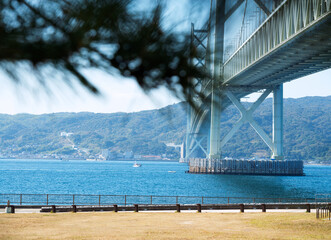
0, 211, 330, 240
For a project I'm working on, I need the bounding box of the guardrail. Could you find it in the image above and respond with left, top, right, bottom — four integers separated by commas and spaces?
0, 193, 318, 206
39, 203, 317, 213
316, 205, 331, 220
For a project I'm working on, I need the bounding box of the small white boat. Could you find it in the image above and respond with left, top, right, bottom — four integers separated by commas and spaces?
133, 161, 141, 167
168, 171, 176, 173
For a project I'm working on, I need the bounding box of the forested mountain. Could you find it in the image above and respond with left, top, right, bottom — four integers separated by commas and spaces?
0, 96, 329, 162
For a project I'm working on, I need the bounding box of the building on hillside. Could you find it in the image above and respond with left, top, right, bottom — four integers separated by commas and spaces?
60, 132, 73, 137
101, 149, 110, 160
142, 155, 162, 161
124, 151, 133, 159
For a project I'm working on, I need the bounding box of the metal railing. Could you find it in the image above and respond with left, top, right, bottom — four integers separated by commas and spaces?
315, 194, 331, 203
316, 206, 331, 220
315, 193, 331, 220
0, 193, 317, 206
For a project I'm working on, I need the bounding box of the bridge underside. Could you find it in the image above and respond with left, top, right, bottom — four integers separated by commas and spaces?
225, 14, 331, 87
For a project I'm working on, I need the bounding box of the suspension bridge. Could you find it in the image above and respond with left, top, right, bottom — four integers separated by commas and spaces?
184, 0, 331, 175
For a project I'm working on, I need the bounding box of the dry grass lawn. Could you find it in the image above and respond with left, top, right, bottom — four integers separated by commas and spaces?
0, 212, 330, 240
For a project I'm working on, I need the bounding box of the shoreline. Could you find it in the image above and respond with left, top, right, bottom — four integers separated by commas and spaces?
1, 158, 330, 165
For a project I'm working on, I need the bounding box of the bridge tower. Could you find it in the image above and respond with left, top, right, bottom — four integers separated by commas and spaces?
209, 0, 286, 161
186, 0, 285, 161
184, 0, 331, 175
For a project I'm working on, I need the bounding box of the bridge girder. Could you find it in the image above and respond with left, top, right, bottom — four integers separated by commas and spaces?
223, 0, 331, 86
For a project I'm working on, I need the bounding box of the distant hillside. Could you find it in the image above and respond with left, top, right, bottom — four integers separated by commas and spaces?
220, 96, 330, 161
0, 96, 329, 162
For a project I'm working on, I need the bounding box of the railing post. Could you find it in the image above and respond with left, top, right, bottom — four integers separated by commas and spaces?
228, 197, 230, 204
134, 204, 139, 212
20, 194, 22, 205
73, 195, 75, 205
240, 204, 244, 213
261, 204, 266, 212
322, 207, 325, 219
326, 207, 328, 219
176, 204, 181, 213
202, 197, 204, 204
197, 204, 201, 213
47, 194, 49, 205
51, 205, 56, 213
150, 195, 152, 205
99, 195, 101, 206
176, 196, 178, 205
306, 204, 311, 213
124, 195, 127, 206
10, 205, 15, 213
316, 208, 319, 219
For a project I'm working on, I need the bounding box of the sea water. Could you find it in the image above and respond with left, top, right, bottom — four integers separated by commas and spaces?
0, 159, 330, 199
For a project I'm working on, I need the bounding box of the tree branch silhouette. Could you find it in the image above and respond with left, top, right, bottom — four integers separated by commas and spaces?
0, 0, 205, 105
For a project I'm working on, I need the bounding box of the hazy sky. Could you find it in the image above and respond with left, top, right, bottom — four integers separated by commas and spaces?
1, 0, 330, 115
1, 67, 329, 115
